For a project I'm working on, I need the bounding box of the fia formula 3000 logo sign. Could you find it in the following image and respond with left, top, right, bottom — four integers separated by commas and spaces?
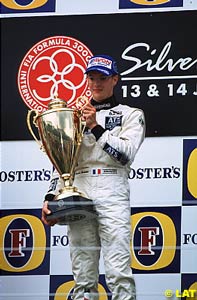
18, 36, 93, 112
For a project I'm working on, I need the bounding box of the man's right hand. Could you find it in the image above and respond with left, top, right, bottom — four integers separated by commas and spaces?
41, 201, 58, 226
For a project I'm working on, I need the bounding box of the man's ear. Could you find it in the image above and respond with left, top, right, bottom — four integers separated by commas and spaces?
113, 74, 119, 86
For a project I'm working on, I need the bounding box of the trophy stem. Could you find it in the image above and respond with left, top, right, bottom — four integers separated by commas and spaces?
59, 174, 84, 199
61, 173, 73, 187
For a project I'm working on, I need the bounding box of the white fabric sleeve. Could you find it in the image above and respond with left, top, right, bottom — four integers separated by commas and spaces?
44, 168, 64, 200
97, 109, 145, 165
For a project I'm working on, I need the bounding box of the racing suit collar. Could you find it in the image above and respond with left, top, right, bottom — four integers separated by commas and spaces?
91, 95, 118, 111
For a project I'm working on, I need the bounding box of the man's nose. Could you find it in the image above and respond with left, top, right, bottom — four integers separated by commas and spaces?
93, 78, 102, 84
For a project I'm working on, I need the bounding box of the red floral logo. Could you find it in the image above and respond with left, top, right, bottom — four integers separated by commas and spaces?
18, 36, 93, 112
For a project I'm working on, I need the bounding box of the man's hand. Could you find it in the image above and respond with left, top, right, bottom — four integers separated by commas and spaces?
41, 201, 58, 226
82, 102, 97, 129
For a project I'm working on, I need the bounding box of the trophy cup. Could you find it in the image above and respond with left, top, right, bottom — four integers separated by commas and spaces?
27, 96, 97, 224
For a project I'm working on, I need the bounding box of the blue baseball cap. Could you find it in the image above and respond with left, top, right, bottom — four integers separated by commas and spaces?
85, 55, 119, 76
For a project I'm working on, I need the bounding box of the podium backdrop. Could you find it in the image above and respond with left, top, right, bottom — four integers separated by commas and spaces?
1, 2, 197, 299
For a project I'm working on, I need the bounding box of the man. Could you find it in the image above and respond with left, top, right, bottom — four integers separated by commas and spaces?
42, 54, 145, 300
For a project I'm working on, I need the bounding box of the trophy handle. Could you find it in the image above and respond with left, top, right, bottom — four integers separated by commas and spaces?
26, 110, 44, 150
75, 95, 88, 140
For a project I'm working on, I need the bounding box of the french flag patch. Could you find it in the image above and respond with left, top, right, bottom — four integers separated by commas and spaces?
92, 168, 102, 175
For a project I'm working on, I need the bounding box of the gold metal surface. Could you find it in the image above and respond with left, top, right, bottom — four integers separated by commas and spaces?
27, 96, 88, 191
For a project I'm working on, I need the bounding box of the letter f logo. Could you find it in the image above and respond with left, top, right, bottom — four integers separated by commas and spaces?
9, 229, 30, 257
138, 227, 160, 255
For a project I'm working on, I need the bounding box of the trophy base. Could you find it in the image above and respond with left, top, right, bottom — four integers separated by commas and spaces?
46, 195, 97, 225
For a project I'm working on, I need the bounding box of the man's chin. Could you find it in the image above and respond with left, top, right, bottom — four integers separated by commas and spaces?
92, 94, 105, 102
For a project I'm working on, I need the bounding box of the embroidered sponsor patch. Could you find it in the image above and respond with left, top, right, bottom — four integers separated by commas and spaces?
94, 103, 111, 111
75, 168, 118, 176
109, 109, 122, 115
88, 57, 112, 70
139, 116, 145, 126
47, 177, 58, 192
92, 168, 118, 175
105, 116, 123, 130
103, 143, 128, 165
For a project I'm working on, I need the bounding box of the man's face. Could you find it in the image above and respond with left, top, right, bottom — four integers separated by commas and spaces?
87, 71, 118, 102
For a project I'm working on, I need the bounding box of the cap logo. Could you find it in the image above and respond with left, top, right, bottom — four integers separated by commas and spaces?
88, 57, 112, 70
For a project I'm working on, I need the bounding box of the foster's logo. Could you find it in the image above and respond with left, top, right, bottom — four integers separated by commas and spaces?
183, 139, 197, 204
0, 0, 55, 13
119, 0, 183, 9
131, 207, 181, 272
0, 210, 50, 274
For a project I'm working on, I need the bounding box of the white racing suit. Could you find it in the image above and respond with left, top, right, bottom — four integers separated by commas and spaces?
45, 96, 145, 300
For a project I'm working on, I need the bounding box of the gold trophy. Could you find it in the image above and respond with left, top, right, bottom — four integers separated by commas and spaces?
27, 96, 97, 224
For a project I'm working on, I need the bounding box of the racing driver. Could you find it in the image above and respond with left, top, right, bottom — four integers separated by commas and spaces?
41, 54, 146, 300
